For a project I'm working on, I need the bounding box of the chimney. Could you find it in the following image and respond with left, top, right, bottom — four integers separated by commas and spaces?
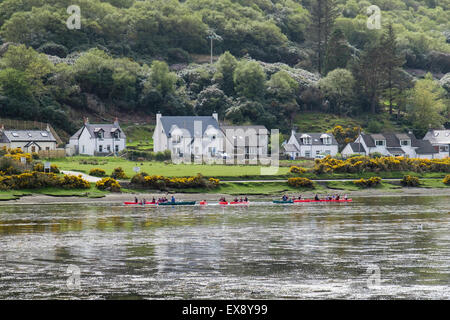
212, 111, 218, 122
156, 112, 162, 123
114, 117, 119, 126
0, 124, 4, 132
46, 123, 50, 132
84, 117, 89, 125
291, 129, 296, 136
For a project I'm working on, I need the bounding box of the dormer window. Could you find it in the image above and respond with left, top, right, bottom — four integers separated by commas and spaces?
97, 132, 104, 139
320, 134, 331, 145
375, 140, 385, 146
300, 134, 311, 145
400, 140, 410, 146
172, 135, 181, 144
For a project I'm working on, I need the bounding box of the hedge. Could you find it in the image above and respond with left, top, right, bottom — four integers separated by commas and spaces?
287, 177, 314, 188
0, 172, 90, 190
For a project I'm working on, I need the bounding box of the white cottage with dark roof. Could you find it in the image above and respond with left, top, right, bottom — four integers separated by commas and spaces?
342, 132, 438, 159
0, 124, 57, 153
66, 118, 126, 156
283, 130, 339, 159
153, 113, 225, 159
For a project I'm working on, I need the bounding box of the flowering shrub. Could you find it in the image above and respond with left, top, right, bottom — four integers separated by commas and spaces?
353, 176, 382, 188
111, 167, 128, 179
89, 168, 106, 177
96, 177, 121, 192
3, 148, 32, 163
131, 173, 219, 190
401, 175, 420, 187
289, 166, 307, 174
314, 155, 450, 174
443, 175, 450, 185
33, 163, 60, 173
0, 172, 90, 190
287, 177, 314, 188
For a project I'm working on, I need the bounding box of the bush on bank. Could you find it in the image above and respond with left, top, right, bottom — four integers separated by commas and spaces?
313, 156, 450, 174
0, 171, 90, 190
89, 168, 106, 177
289, 166, 307, 174
131, 173, 219, 190
96, 177, 121, 192
401, 175, 420, 187
111, 167, 128, 179
353, 176, 382, 188
287, 177, 314, 188
443, 175, 450, 185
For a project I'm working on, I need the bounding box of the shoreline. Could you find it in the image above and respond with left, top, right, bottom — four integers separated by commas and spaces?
1, 187, 449, 205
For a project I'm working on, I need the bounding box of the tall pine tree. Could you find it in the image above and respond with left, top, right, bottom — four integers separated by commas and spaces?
308, 0, 340, 75
380, 22, 405, 114
324, 28, 352, 74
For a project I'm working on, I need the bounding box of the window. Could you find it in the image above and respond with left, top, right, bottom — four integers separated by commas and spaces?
115, 145, 119, 152
305, 151, 311, 158
303, 138, 311, 144
400, 140, 410, 146
325, 150, 331, 155
316, 150, 320, 155
82, 145, 85, 153
107, 145, 111, 152
99, 145, 103, 152
439, 145, 449, 152
172, 136, 181, 144
375, 140, 385, 146
31, 146, 36, 153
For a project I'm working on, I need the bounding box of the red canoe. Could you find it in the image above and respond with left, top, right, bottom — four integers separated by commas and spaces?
293, 199, 352, 203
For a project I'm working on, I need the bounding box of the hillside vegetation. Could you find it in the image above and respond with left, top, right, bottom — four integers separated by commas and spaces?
0, 0, 448, 140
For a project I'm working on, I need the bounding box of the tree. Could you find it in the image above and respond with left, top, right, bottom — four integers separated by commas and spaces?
407, 73, 447, 136
307, 0, 340, 74
148, 60, 177, 97
324, 28, 352, 74
380, 22, 405, 114
319, 68, 355, 115
214, 51, 238, 96
352, 42, 386, 114
194, 85, 230, 118
233, 60, 266, 100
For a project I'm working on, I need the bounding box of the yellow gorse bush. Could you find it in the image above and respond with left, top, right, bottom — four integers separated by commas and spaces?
96, 177, 121, 192
89, 168, 106, 177
287, 177, 314, 188
3, 148, 32, 163
314, 155, 450, 174
289, 166, 307, 174
443, 175, 450, 185
0, 172, 90, 190
353, 176, 382, 188
131, 173, 220, 190
401, 175, 420, 187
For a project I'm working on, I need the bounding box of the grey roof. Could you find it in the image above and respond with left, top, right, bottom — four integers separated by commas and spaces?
284, 144, 300, 152
160, 116, 219, 137
387, 147, 405, 153
348, 143, 366, 153
0, 130, 56, 143
70, 123, 125, 140
414, 139, 438, 154
423, 130, 450, 144
360, 132, 437, 154
293, 133, 338, 145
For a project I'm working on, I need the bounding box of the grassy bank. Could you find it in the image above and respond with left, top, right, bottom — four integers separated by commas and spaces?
0, 183, 108, 201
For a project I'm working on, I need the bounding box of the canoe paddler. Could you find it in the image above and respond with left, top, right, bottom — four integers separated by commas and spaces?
171, 196, 175, 203
134, 197, 138, 203
314, 194, 320, 201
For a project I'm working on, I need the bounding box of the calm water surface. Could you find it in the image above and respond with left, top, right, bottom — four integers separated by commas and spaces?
0, 196, 449, 299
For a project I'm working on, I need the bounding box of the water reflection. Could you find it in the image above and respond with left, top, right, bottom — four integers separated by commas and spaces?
0, 196, 449, 299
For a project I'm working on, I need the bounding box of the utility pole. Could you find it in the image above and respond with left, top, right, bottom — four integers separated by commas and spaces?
207, 30, 222, 65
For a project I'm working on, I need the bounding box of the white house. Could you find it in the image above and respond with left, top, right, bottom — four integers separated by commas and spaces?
0, 125, 57, 153
152, 113, 269, 161
66, 118, 126, 156
283, 131, 339, 159
342, 132, 438, 159
220, 125, 268, 161
423, 129, 450, 159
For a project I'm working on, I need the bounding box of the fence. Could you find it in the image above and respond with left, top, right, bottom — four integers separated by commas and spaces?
38, 149, 66, 158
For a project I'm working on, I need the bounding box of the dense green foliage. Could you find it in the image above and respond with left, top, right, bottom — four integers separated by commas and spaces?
0, 0, 448, 137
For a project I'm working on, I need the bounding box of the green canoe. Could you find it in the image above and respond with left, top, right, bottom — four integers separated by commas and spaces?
158, 201, 196, 206
273, 200, 294, 204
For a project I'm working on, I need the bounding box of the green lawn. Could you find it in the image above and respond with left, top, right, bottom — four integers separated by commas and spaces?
122, 124, 154, 151
47, 156, 291, 178
326, 181, 402, 191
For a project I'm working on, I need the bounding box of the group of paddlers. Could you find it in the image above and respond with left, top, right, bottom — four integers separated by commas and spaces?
281, 194, 348, 201
219, 196, 249, 202
133, 196, 176, 204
